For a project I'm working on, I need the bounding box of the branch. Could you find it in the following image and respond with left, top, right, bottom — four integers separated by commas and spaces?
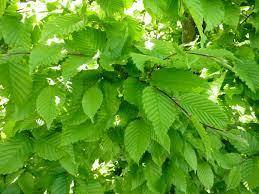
163, 50, 234, 72
186, 51, 234, 72
1, 52, 86, 57
1, 52, 30, 57
156, 87, 225, 132
240, 7, 255, 25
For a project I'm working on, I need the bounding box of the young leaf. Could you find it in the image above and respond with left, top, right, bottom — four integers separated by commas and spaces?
82, 84, 103, 122
197, 162, 214, 190
124, 119, 151, 163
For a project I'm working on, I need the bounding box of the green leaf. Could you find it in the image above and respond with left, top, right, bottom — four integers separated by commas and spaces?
124, 119, 151, 163
143, 159, 162, 193
184, 142, 197, 171
102, 81, 121, 115
60, 155, 78, 176
40, 14, 84, 41
97, 0, 124, 16
29, 44, 66, 72
190, 48, 236, 60
131, 167, 146, 190
179, 93, 229, 128
82, 84, 103, 122
201, 0, 224, 31
34, 133, 65, 161
76, 180, 104, 194
183, 0, 204, 36
65, 27, 106, 57
36, 87, 57, 128
226, 167, 241, 190
241, 157, 259, 189
18, 172, 35, 194
0, 16, 31, 50
142, 87, 177, 151
0, 136, 32, 174
191, 116, 212, 159
51, 174, 69, 194
61, 121, 101, 145
224, 3, 240, 28
62, 56, 90, 79
197, 162, 214, 190
0, 0, 6, 16
148, 141, 168, 167
151, 68, 208, 93
171, 164, 187, 192
0, 61, 32, 106
143, 0, 178, 20
123, 77, 145, 107
130, 53, 165, 72
142, 86, 177, 133
234, 60, 259, 93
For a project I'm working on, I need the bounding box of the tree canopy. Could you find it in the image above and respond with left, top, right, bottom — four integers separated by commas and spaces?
0, 0, 259, 193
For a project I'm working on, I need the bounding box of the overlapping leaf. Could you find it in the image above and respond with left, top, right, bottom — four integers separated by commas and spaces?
29, 44, 66, 72
0, 136, 32, 174
142, 86, 177, 151
0, 16, 31, 50
179, 93, 229, 128
151, 68, 208, 93
40, 14, 84, 41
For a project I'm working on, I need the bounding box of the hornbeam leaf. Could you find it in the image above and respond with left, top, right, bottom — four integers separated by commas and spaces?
36, 87, 57, 128
226, 167, 241, 190
184, 142, 197, 171
151, 68, 208, 93
234, 60, 259, 93
179, 93, 229, 129
142, 86, 177, 151
124, 119, 151, 163
0, 0, 6, 16
82, 84, 103, 122
201, 0, 224, 31
0, 135, 32, 174
40, 14, 84, 41
197, 162, 214, 190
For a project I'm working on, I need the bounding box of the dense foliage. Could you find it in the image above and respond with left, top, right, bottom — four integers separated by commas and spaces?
0, 0, 259, 193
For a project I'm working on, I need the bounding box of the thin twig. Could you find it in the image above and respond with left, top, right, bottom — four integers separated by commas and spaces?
186, 51, 234, 71
156, 86, 225, 132
240, 12, 254, 25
